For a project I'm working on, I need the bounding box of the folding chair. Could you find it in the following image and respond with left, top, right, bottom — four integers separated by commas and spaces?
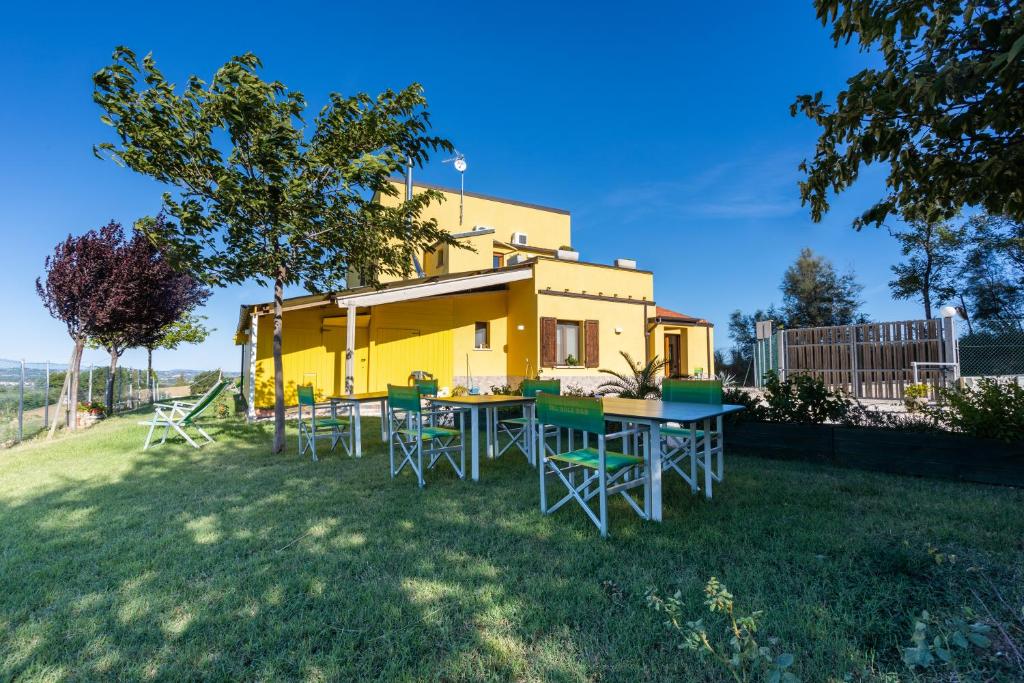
296, 385, 354, 462
537, 394, 650, 538
660, 379, 724, 496
139, 379, 228, 450
414, 378, 439, 396
496, 379, 560, 464
387, 385, 466, 488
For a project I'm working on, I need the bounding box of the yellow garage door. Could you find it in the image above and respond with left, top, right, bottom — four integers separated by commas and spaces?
373, 327, 452, 390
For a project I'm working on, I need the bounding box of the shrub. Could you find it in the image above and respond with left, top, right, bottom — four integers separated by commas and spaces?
761, 372, 851, 424
190, 369, 222, 395
489, 382, 522, 396
928, 379, 1024, 443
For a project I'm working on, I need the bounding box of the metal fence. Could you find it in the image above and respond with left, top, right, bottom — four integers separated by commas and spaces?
0, 358, 173, 447
958, 324, 1024, 378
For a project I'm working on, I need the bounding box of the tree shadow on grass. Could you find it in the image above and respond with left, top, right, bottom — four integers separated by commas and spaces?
2, 416, 1023, 681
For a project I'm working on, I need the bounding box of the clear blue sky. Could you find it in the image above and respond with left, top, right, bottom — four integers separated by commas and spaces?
0, 0, 911, 371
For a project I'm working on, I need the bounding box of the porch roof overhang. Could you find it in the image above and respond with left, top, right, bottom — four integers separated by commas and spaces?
235, 263, 535, 339
335, 266, 533, 308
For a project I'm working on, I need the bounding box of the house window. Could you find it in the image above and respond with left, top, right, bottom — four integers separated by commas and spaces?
474, 321, 490, 349
436, 248, 445, 267
493, 252, 504, 268
556, 321, 580, 365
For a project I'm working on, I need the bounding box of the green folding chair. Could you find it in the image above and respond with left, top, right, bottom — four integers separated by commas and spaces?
414, 378, 439, 396
387, 384, 466, 487
296, 385, 354, 462
139, 379, 228, 450
497, 379, 560, 464
537, 394, 650, 538
660, 379, 724, 495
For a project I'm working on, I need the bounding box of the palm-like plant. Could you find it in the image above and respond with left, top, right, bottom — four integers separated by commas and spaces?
597, 351, 667, 399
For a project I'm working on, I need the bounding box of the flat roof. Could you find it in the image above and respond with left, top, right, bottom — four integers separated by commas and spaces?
389, 178, 571, 216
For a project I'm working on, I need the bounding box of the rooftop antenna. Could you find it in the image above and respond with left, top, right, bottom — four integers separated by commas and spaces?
443, 150, 467, 226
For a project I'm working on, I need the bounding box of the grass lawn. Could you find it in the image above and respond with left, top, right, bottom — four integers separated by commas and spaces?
1, 409, 1023, 682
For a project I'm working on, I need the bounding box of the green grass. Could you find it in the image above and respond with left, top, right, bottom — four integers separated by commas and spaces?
1, 410, 1023, 682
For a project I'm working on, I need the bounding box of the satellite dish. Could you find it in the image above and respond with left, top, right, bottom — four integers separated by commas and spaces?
454, 157, 467, 173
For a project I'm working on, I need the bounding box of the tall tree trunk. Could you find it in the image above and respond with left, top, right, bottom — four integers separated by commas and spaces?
959, 293, 974, 334
922, 287, 932, 320
272, 265, 287, 453
147, 347, 154, 403
67, 338, 85, 430
105, 351, 119, 415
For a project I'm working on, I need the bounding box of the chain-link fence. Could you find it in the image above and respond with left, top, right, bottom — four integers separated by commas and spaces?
958, 324, 1024, 378
0, 359, 181, 447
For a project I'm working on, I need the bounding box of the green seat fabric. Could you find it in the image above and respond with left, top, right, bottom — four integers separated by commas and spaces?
399, 426, 461, 440
548, 447, 643, 473
662, 379, 723, 405
661, 426, 706, 438
500, 416, 531, 425
312, 417, 349, 428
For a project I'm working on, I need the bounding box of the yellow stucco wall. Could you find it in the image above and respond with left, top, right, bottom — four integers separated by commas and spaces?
532, 258, 654, 302
647, 323, 716, 378
536, 293, 651, 381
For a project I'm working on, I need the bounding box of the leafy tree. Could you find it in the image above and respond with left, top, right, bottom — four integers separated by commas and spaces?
960, 213, 1024, 331
781, 247, 864, 328
597, 351, 667, 398
888, 217, 964, 319
93, 47, 458, 452
728, 307, 784, 361
145, 313, 211, 400
36, 222, 121, 430
89, 222, 210, 412
792, 0, 1024, 229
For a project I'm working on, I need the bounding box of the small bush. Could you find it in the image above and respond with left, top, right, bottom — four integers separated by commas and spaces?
762, 372, 851, 424
928, 379, 1024, 443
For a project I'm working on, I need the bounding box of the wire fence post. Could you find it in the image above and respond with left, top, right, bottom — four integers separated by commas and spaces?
18, 360, 25, 442
44, 360, 50, 428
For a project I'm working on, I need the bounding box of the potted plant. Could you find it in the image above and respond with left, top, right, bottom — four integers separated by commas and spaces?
76, 401, 107, 428
904, 383, 930, 412
556, 245, 579, 261
564, 354, 579, 367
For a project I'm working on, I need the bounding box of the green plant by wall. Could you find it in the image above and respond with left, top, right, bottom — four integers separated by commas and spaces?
647, 577, 800, 683
761, 372, 851, 424
928, 378, 1024, 443
902, 609, 992, 670
903, 383, 930, 412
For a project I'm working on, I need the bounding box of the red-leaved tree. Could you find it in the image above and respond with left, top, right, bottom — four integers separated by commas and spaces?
90, 218, 209, 412
37, 223, 122, 429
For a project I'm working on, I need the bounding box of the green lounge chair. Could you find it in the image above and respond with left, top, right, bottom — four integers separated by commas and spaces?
296, 385, 354, 462
537, 394, 650, 538
387, 384, 465, 487
660, 379, 724, 495
139, 379, 228, 450
497, 379, 561, 464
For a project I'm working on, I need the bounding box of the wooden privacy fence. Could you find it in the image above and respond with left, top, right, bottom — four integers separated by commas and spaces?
757, 319, 959, 399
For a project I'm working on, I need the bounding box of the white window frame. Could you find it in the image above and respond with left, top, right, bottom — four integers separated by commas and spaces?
474, 321, 490, 350
556, 320, 581, 366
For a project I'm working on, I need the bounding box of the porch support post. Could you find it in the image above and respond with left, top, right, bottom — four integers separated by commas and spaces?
345, 304, 356, 394
247, 314, 258, 422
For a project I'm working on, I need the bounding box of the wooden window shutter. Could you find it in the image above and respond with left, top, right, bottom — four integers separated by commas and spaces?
584, 320, 600, 368
540, 317, 557, 367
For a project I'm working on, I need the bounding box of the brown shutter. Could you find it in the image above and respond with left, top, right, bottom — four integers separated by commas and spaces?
584, 320, 600, 368
540, 317, 557, 367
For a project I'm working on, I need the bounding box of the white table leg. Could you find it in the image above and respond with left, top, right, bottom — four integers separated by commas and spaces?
353, 402, 362, 457
528, 404, 536, 466
380, 399, 387, 441
650, 421, 663, 522
470, 405, 480, 481
703, 417, 713, 499
486, 407, 495, 459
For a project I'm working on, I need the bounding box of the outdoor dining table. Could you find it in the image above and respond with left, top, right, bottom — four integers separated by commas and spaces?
597, 397, 745, 522
326, 391, 390, 457
426, 394, 537, 481
428, 393, 744, 521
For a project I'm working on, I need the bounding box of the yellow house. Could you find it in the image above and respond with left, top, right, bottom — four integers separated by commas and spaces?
235, 181, 714, 415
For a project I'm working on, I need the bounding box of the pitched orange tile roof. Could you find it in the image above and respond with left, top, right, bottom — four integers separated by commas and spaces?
651, 306, 709, 325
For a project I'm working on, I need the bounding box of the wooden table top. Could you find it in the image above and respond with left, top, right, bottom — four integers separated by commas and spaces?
598, 397, 745, 423
428, 394, 534, 406
327, 391, 389, 402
